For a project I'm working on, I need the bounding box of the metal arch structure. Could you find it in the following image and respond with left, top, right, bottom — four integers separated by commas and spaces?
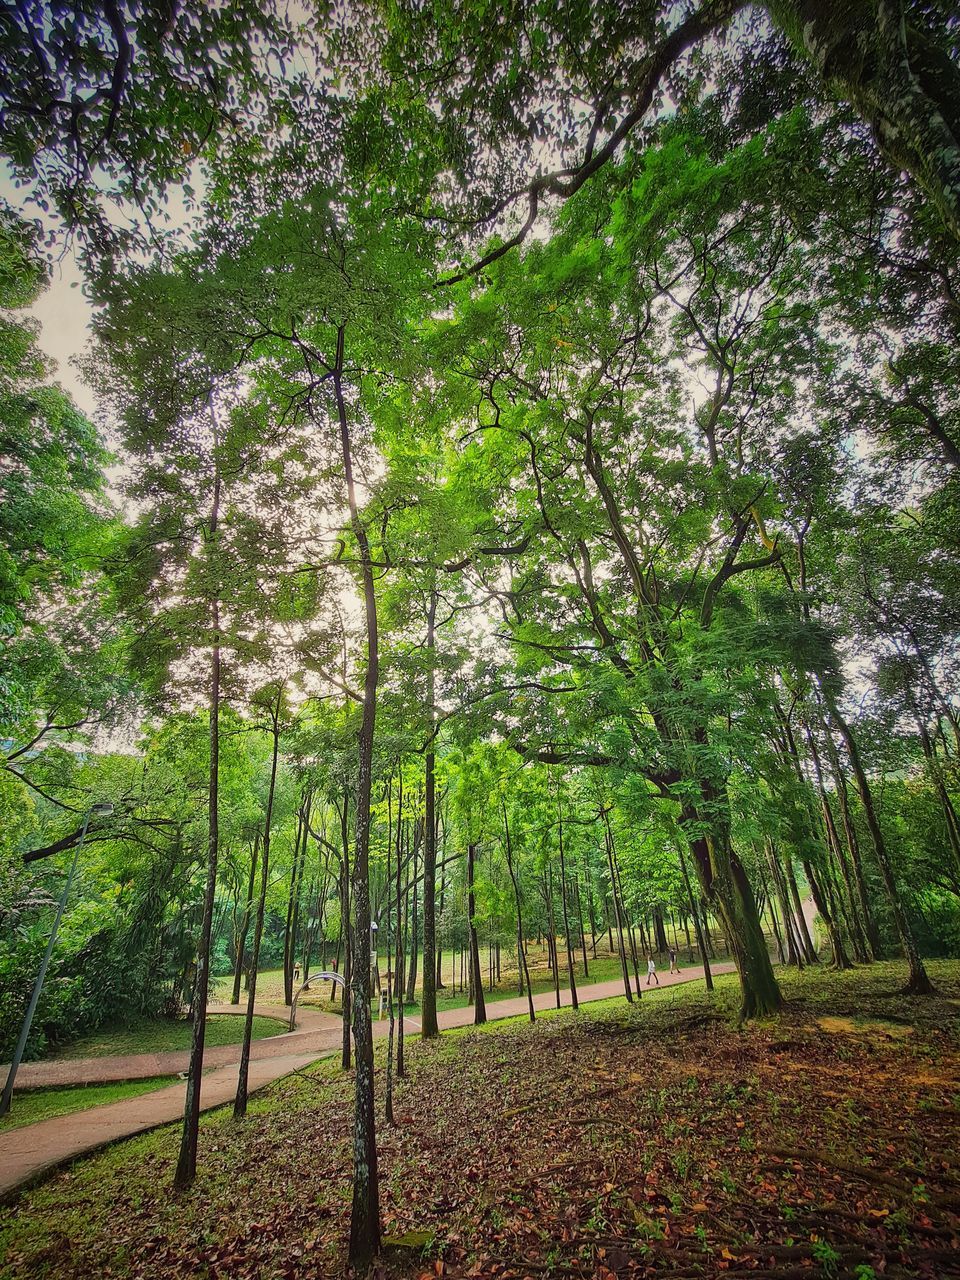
289, 971, 344, 1031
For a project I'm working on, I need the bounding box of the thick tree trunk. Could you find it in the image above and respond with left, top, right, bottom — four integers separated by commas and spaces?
684, 810, 782, 1019
769, 0, 960, 246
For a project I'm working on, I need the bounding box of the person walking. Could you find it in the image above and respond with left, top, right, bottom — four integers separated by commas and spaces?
668, 947, 680, 975
646, 955, 659, 986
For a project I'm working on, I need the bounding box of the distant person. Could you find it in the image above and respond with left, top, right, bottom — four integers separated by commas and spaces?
293, 964, 301, 982
646, 955, 659, 986
669, 947, 680, 974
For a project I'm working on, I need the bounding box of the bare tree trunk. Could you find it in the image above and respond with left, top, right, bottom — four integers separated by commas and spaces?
235, 687, 282, 1118
231, 833, 259, 1005
335, 329, 380, 1268
467, 842, 486, 1024
421, 587, 439, 1037
174, 450, 222, 1193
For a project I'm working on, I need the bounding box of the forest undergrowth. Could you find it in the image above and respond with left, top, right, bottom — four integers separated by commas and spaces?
2, 963, 959, 1280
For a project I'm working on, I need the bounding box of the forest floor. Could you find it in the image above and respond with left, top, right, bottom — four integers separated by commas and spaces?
1, 960, 958, 1280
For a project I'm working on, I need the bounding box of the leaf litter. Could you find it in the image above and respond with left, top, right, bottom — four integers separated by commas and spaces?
1, 963, 959, 1280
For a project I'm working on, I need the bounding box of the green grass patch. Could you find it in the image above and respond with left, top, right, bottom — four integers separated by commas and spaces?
0, 1076, 177, 1133
50, 1013, 287, 1060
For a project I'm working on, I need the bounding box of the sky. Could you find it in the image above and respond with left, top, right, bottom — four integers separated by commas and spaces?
28, 248, 97, 416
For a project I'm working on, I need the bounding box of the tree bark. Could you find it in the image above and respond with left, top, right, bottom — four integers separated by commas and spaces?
421, 587, 439, 1036
826, 698, 933, 995
467, 841, 486, 1024
334, 328, 380, 1268
173, 448, 222, 1193
231, 833, 259, 1005
235, 687, 281, 1118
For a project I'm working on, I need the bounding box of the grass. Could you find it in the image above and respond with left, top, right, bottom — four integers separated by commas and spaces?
5, 959, 957, 1280
49, 1013, 287, 1060
213, 938, 710, 1017
0, 1077, 177, 1134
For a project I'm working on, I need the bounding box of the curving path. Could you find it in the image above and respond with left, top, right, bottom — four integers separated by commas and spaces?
0, 962, 736, 1199
6, 1002, 342, 1090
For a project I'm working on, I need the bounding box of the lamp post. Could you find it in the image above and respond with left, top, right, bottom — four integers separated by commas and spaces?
0, 801, 114, 1116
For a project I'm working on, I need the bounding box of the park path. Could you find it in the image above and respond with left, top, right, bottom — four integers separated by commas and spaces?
0, 962, 735, 1198
6, 1002, 341, 1090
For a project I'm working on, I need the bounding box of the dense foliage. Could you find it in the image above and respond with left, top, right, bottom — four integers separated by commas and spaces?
1, 0, 958, 1262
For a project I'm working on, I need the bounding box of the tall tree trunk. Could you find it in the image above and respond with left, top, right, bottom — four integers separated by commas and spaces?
602, 815, 634, 1003
405, 836, 419, 1005
556, 797, 578, 1010
826, 699, 933, 995
786, 851, 818, 963
385, 786, 396, 1127
766, 839, 802, 967
339, 799, 352, 1070
174, 452, 222, 1193
395, 776, 406, 1077
467, 842, 486, 1023
283, 802, 307, 1005
574, 862, 590, 978
235, 688, 281, 1117
231, 833, 259, 1005
421, 586, 439, 1036
678, 848, 713, 991
334, 331, 380, 1268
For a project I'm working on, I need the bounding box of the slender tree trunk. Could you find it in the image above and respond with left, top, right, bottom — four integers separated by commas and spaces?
333, 332, 380, 1267
575, 864, 590, 978
678, 848, 713, 991
467, 842, 486, 1024
786, 852, 817, 963
557, 794, 578, 1010
405, 837, 419, 1005
421, 587, 439, 1036
602, 816, 634, 1003
235, 689, 281, 1117
174, 457, 222, 1192
231, 833, 259, 1005
545, 866, 561, 1009
339, 800, 352, 1070
385, 788, 396, 1127
826, 699, 933, 995
395, 777, 406, 1077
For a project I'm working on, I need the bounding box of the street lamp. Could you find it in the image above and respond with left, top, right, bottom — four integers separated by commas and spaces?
0, 801, 114, 1116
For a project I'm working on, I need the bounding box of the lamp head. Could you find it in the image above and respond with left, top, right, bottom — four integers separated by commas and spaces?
91, 802, 114, 816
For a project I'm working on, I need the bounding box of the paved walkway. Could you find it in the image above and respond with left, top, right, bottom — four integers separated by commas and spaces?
7, 1002, 342, 1090
0, 963, 735, 1198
